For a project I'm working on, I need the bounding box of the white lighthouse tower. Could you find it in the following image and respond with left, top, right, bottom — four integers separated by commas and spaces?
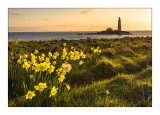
118, 17, 121, 31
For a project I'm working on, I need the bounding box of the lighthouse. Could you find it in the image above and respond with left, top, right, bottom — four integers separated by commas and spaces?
118, 17, 121, 31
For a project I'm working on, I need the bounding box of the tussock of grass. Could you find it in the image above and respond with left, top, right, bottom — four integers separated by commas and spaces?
66, 72, 151, 107
119, 56, 141, 73
121, 48, 135, 57
100, 48, 116, 58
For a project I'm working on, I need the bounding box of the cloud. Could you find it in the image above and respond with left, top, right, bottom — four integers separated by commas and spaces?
80, 10, 94, 14
9, 12, 21, 15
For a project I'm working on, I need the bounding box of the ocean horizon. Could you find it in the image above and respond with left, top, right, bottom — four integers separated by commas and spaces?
8, 30, 152, 41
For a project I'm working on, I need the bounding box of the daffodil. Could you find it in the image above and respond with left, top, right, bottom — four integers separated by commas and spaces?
79, 60, 83, 65
56, 68, 63, 76
93, 49, 98, 53
23, 59, 27, 62
25, 90, 36, 99
80, 51, 84, 56
10, 52, 13, 56
80, 51, 86, 59
68, 51, 74, 60
22, 62, 30, 70
81, 54, 86, 59
39, 62, 49, 71
91, 47, 94, 50
29, 75, 34, 79
31, 53, 37, 60
52, 61, 56, 65
48, 52, 52, 58
17, 59, 22, 64
31, 59, 36, 64
34, 82, 47, 92
61, 63, 72, 72
24, 54, 28, 58
63, 43, 66, 46
65, 84, 71, 90
53, 52, 59, 59
71, 46, 74, 49
41, 53, 45, 58
45, 57, 50, 63
60, 71, 67, 76
52, 55, 57, 60
20, 55, 23, 59
34, 50, 39, 54
58, 75, 65, 83
66, 56, 69, 61
91, 46, 101, 54
27, 61, 31, 64
106, 90, 110, 95
39, 56, 44, 62
32, 63, 40, 72
49, 86, 58, 97
61, 48, 67, 60
48, 65, 55, 74
74, 51, 80, 60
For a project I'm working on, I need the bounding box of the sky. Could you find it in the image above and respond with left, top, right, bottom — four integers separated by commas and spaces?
8, 8, 152, 32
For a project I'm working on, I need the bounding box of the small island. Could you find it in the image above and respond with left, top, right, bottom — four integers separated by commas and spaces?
78, 17, 131, 35
85, 28, 131, 35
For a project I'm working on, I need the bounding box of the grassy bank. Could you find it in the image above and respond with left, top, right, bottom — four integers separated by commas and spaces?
8, 37, 152, 107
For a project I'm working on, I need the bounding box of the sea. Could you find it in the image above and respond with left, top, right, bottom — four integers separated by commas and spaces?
8, 31, 152, 41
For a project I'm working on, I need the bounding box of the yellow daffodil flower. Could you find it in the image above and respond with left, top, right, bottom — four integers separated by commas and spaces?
24, 54, 28, 58
71, 46, 74, 49
65, 84, 71, 90
32, 63, 40, 72
63, 43, 66, 46
29, 75, 34, 79
34, 50, 39, 54
58, 75, 65, 83
48, 52, 52, 58
10, 52, 13, 56
17, 59, 22, 64
25, 90, 36, 99
53, 52, 59, 59
106, 90, 110, 95
22, 62, 30, 70
79, 60, 83, 65
34, 82, 47, 92
45, 57, 50, 63
49, 86, 58, 97
61, 48, 67, 60
52, 61, 56, 65
48, 65, 55, 74
39, 56, 44, 62
41, 53, 45, 58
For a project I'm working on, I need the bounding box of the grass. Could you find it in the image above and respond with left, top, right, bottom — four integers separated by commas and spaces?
8, 37, 152, 107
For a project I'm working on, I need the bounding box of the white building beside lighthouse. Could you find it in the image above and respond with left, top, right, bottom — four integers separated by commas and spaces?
118, 17, 121, 31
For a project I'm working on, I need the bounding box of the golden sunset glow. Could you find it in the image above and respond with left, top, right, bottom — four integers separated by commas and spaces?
8, 8, 151, 32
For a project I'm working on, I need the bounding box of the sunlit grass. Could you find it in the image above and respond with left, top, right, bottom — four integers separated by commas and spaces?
8, 37, 152, 107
